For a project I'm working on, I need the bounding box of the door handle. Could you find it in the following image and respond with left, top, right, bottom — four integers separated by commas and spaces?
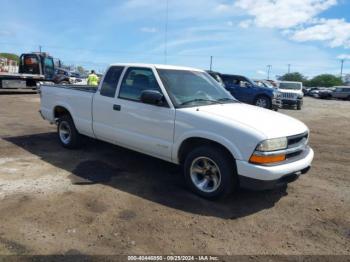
113, 104, 121, 111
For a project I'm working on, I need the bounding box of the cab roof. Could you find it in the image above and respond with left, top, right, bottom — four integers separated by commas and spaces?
109, 63, 203, 72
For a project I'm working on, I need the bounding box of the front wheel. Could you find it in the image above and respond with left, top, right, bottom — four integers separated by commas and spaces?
254, 96, 271, 109
57, 115, 81, 149
184, 145, 237, 199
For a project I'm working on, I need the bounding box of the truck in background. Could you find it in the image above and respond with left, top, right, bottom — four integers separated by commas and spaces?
207, 71, 281, 110
0, 52, 67, 89
278, 81, 304, 110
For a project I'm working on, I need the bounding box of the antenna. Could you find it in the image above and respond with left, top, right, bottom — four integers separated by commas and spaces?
164, 0, 169, 64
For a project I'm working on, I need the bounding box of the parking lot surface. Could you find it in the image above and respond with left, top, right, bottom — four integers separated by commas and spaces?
0, 92, 349, 255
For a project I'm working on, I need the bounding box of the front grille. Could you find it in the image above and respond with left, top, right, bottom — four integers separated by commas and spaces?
281, 92, 297, 99
288, 132, 308, 147
286, 132, 309, 159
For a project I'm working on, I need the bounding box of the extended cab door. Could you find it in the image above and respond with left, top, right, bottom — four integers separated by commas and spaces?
93, 66, 175, 161
92, 66, 125, 142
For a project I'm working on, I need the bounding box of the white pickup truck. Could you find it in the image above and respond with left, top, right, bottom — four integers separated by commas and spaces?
40, 63, 314, 199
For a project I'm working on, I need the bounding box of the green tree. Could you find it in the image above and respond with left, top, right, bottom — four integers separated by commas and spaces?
77, 66, 86, 75
279, 72, 307, 83
305, 74, 343, 87
0, 53, 19, 63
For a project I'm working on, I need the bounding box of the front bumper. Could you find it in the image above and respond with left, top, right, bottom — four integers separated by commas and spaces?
239, 166, 310, 190
282, 99, 303, 106
272, 98, 282, 109
236, 147, 314, 190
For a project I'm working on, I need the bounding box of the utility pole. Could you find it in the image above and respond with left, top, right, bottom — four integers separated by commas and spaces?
340, 59, 344, 78
288, 64, 291, 74
210, 56, 213, 71
267, 65, 272, 80
164, 0, 169, 64
39, 45, 42, 53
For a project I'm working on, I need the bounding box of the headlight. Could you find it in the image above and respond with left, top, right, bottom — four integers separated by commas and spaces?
256, 137, 287, 152
250, 137, 288, 164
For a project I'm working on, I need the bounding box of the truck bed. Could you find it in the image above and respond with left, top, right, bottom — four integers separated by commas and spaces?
40, 84, 97, 93
40, 84, 96, 137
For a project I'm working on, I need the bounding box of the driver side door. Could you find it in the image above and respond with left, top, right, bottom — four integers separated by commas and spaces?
112, 67, 176, 161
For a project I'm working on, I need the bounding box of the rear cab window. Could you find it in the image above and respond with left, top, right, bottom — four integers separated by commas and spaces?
99, 66, 124, 97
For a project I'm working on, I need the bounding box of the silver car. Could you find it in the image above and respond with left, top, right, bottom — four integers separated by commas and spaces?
332, 86, 350, 100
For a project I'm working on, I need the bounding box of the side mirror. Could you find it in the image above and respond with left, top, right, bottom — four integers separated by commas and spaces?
140, 90, 164, 106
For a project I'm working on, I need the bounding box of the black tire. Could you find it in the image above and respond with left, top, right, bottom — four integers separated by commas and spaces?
0, 80, 2, 89
297, 103, 302, 110
57, 115, 81, 149
183, 145, 237, 199
254, 96, 271, 109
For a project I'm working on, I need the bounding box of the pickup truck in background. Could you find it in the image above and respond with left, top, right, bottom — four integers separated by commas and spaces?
278, 81, 304, 110
207, 71, 281, 110
40, 63, 314, 199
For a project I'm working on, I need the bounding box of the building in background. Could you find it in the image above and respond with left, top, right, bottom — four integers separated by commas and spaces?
0, 57, 18, 73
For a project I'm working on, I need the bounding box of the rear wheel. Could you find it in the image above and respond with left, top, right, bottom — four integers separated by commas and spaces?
254, 96, 271, 109
57, 115, 81, 149
184, 145, 237, 199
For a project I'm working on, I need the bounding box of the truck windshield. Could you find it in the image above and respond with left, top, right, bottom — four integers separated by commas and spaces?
279, 82, 302, 90
157, 69, 237, 108
43, 57, 55, 78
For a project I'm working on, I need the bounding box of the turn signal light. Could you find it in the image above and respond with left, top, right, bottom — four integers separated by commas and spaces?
249, 154, 286, 164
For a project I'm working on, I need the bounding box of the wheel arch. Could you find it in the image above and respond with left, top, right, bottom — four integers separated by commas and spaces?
53, 104, 74, 122
176, 136, 240, 166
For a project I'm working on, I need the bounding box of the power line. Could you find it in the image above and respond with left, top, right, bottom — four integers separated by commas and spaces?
340, 59, 344, 77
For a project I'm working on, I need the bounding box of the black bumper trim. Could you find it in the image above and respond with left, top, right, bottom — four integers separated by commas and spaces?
282, 99, 303, 106
238, 166, 311, 191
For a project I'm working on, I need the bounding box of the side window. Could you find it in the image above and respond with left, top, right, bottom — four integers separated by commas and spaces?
100, 66, 124, 97
119, 67, 161, 101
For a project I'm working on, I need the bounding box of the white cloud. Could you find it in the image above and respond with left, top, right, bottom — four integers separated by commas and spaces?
239, 20, 253, 28
234, 0, 337, 29
337, 54, 350, 60
116, 0, 240, 21
290, 19, 350, 48
140, 27, 158, 33
257, 70, 267, 75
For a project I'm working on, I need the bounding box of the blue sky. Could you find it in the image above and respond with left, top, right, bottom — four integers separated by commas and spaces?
1, 0, 350, 79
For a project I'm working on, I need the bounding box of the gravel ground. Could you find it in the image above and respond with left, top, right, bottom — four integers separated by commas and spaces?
0, 92, 349, 256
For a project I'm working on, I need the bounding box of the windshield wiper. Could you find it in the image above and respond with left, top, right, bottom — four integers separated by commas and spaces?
180, 98, 219, 106
217, 98, 237, 102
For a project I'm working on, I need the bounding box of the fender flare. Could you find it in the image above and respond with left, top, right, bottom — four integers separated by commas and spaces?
172, 131, 243, 164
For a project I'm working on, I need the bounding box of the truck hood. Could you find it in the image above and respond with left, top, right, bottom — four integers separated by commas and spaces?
278, 89, 302, 94
192, 103, 308, 139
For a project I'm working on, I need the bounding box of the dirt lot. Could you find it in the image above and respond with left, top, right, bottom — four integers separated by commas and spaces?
0, 92, 349, 256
